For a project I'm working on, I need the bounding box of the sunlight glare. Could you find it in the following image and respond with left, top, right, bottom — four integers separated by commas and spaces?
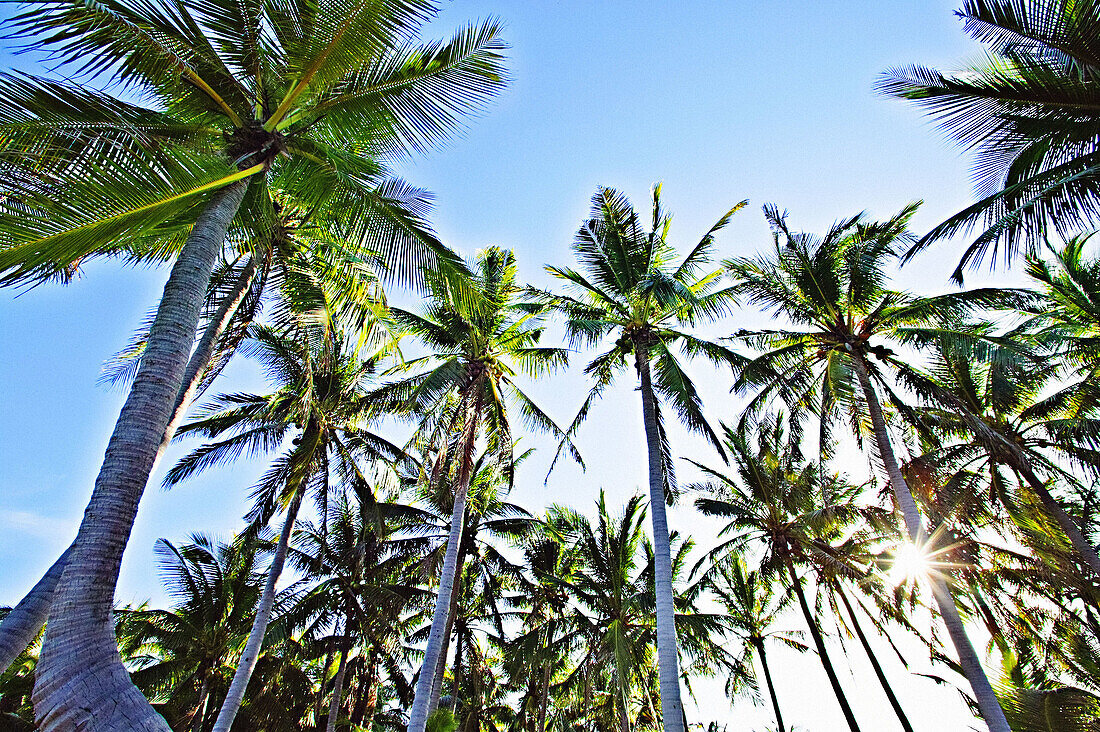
890, 542, 931, 586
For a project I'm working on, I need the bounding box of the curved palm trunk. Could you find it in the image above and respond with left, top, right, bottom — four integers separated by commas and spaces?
785, 559, 861, 732
325, 615, 353, 732
408, 389, 483, 732
852, 354, 1010, 732
212, 487, 305, 732
636, 348, 685, 732
834, 582, 914, 732
32, 179, 252, 732
0, 254, 258, 677
753, 639, 785, 732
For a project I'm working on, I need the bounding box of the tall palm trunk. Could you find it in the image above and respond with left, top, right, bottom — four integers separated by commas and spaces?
325, 613, 353, 732
536, 627, 553, 732
429, 534, 469, 713
32, 178, 252, 732
450, 614, 465, 713
852, 353, 1011, 732
212, 486, 305, 732
753, 638, 785, 732
408, 386, 484, 732
192, 674, 211, 732
635, 345, 685, 732
0, 255, 258, 676
784, 559, 861, 732
1014, 460, 1100, 577
834, 582, 914, 732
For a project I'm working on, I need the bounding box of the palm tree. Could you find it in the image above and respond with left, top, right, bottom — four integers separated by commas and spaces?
0, 2, 506, 724
534, 185, 745, 732
705, 557, 804, 732
726, 204, 1014, 731
691, 417, 870, 732
877, 0, 1100, 281
377, 246, 574, 732
165, 317, 404, 732
115, 533, 268, 732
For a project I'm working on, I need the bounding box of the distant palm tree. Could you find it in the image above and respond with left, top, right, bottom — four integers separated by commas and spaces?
878, 0, 1100, 281
0, 0, 506, 724
166, 319, 404, 732
379, 247, 574, 732
726, 204, 1014, 731
534, 185, 745, 732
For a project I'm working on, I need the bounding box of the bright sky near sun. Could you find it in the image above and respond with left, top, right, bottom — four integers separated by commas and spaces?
1, 2, 1023, 729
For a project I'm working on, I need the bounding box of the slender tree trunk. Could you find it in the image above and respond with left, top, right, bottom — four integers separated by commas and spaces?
212, 487, 305, 732
325, 614, 352, 732
1014, 461, 1100, 577
852, 353, 1010, 732
429, 536, 469, 713
450, 617, 464, 713
192, 674, 211, 732
0, 254, 258, 677
32, 178, 252, 732
408, 387, 483, 732
537, 652, 551, 732
635, 346, 685, 732
352, 649, 378, 728
315, 643, 335, 730
785, 559, 861, 732
753, 639, 785, 732
834, 583, 914, 732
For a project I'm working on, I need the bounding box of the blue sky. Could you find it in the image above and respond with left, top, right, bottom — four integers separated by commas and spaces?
1, 2, 1018, 729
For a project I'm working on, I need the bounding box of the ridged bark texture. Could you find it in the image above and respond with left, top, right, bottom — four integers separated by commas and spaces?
212, 488, 304, 732
636, 348, 685, 732
408, 388, 483, 732
753, 639, 785, 732
851, 353, 1011, 732
32, 180, 250, 732
835, 583, 913, 732
785, 560, 861, 732
1, 252, 257, 680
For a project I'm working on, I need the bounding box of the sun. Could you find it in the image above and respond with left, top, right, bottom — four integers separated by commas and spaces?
889, 542, 931, 586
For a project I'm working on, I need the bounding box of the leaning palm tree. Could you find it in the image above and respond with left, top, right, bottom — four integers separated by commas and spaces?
877, 0, 1100, 281
164, 317, 404, 732
726, 204, 1014, 731
533, 185, 745, 732
377, 246, 575, 732
0, 1, 506, 724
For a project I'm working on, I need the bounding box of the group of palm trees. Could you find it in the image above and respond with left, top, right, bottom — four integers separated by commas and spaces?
3, 0, 1100, 731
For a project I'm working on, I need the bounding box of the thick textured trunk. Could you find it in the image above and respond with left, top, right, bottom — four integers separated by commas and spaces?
1015, 461, 1100, 577
852, 353, 1010, 732
635, 347, 685, 732
325, 618, 352, 732
408, 388, 483, 732
785, 560, 861, 732
32, 179, 251, 732
212, 487, 305, 732
753, 639, 784, 732
835, 583, 913, 732
0, 252, 258, 678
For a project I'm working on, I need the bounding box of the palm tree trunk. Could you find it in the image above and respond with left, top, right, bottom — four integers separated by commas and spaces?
834, 582, 914, 732
1014, 460, 1100, 577
212, 487, 305, 732
753, 639, 785, 732
0, 256, 259, 679
537, 647, 552, 732
785, 559, 861, 732
852, 353, 1011, 732
325, 615, 353, 732
408, 387, 483, 732
450, 617, 464, 712
352, 649, 378, 728
635, 347, 685, 732
192, 674, 211, 732
315, 643, 335, 730
32, 178, 252, 732
429, 535, 469, 713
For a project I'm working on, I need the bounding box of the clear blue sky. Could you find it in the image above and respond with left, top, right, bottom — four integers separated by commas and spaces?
1, 2, 1012, 729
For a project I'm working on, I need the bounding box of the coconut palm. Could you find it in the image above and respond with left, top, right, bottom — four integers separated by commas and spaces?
691, 417, 870, 731
164, 316, 405, 731
877, 0, 1100, 281
726, 204, 1015, 731
705, 557, 804, 732
376, 246, 575, 732
533, 185, 745, 732
0, 1, 506, 724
